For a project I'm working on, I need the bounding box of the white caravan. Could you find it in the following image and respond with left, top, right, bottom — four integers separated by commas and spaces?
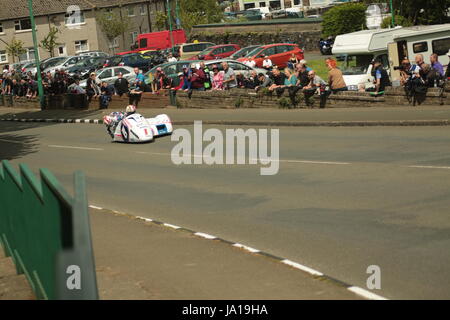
332, 24, 450, 90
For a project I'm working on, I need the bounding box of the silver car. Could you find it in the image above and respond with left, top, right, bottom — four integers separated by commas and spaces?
43, 56, 83, 75
79, 66, 135, 88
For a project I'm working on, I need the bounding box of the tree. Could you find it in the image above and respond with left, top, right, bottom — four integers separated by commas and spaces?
155, 11, 169, 30
179, 0, 223, 33
6, 38, 26, 63
96, 10, 131, 53
40, 26, 61, 58
380, 15, 412, 29
361, 0, 450, 25
322, 3, 367, 37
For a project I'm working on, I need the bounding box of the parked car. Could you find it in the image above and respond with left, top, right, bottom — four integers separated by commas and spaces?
269, 9, 301, 19
246, 7, 270, 19
21, 62, 37, 76
236, 10, 263, 21
190, 44, 241, 61
237, 43, 304, 69
66, 57, 109, 79
230, 45, 261, 60
144, 59, 267, 87
43, 56, 84, 75
77, 51, 109, 57
79, 66, 135, 88
173, 42, 216, 60
111, 53, 153, 72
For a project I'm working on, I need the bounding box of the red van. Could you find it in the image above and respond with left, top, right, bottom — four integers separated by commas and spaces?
117, 30, 187, 55
237, 43, 304, 68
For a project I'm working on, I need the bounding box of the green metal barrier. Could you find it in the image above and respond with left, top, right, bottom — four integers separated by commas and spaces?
0, 160, 98, 300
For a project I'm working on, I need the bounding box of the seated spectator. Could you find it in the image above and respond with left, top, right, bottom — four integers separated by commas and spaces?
211, 65, 224, 90
159, 72, 173, 91
287, 53, 299, 70
430, 53, 444, 77
262, 55, 273, 71
299, 60, 312, 72
26, 79, 38, 99
67, 78, 86, 94
100, 81, 115, 109
243, 71, 260, 89
86, 72, 101, 101
181, 65, 192, 92
295, 63, 310, 88
255, 73, 273, 91
129, 81, 144, 107
446, 50, 450, 79
303, 70, 327, 108
236, 73, 246, 88
326, 58, 348, 93
190, 64, 206, 92
222, 62, 237, 90
268, 67, 286, 97
114, 72, 129, 97
11, 79, 21, 97
18, 79, 29, 97
283, 68, 301, 107
200, 62, 212, 90
172, 72, 186, 91
369, 59, 391, 95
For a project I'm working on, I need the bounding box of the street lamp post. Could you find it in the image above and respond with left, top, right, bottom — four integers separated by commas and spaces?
389, 0, 395, 27
27, 0, 45, 109
166, 0, 175, 54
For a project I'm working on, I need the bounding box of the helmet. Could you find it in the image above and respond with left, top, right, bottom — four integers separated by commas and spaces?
126, 105, 136, 114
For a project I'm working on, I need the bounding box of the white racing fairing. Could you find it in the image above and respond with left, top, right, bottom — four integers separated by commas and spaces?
146, 114, 173, 137
104, 112, 172, 143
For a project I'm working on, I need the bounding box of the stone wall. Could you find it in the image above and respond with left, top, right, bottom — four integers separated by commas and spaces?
0, 92, 170, 110
175, 86, 450, 109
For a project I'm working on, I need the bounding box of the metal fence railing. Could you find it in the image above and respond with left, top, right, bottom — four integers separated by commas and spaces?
0, 160, 98, 300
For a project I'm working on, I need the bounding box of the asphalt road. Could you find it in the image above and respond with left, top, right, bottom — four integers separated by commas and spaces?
2, 121, 450, 299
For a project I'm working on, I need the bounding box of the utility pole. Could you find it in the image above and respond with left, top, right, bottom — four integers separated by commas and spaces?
167, 0, 175, 54
175, 0, 181, 29
389, 0, 395, 27
27, 0, 45, 109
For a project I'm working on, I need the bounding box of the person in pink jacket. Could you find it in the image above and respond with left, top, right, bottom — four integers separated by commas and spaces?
211, 65, 224, 90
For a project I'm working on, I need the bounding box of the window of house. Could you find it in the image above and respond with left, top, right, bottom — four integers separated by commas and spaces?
18, 48, 35, 62
413, 42, 428, 53
131, 31, 139, 44
106, 8, 113, 20
432, 38, 450, 56
65, 11, 85, 25
109, 37, 119, 48
127, 5, 135, 16
140, 4, 147, 15
75, 40, 89, 53
0, 23, 3, 33
293, 0, 301, 5
15, 19, 32, 31
0, 51, 7, 63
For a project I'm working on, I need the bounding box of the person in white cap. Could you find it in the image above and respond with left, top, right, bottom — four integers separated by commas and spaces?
262, 55, 273, 71
445, 49, 450, 79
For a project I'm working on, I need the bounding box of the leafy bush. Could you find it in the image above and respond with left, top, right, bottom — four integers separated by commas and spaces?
380, 15, 413, 28
278, 97, 292, 109
322, 3, 367, 37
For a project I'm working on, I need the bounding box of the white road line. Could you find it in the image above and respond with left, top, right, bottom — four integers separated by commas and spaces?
347, 286, 388, 300
194, 232, 217, 240
137, 152, 351, 165
163, 223, 181, 229
281, 259, 324, 277
48, 145, 104, 151
89, 205, 103, 210
408, 165, 450, 170
232, 243, 260, 253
